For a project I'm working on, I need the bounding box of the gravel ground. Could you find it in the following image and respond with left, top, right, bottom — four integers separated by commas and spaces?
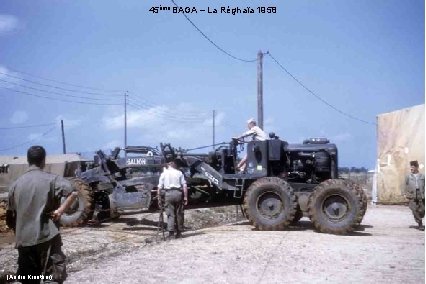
0, 205, 424, 284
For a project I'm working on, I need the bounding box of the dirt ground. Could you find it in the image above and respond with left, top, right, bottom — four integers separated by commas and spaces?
0, 205, 424, 284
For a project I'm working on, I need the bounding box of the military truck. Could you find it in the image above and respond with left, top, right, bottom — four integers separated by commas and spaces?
161, 136, 368, 234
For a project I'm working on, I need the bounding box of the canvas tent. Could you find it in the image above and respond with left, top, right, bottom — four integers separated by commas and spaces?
376, 104, 425, 203
0, 154, 84, 194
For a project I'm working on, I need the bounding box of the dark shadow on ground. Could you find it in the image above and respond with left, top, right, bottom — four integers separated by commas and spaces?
143, 231, 205, 244
109, 217, 140, 226
85, 223, 110, 228
180, 231, 205, 238
358, 224, 373, 229
249, 220, 314, 232
122, 226, 159, 231
247, 220, 373, 235
287, 220, 314, 231
140, 218, 164, 228
233, 220, 251, 226
346, 231, 373, 236
409, 225, 424, 231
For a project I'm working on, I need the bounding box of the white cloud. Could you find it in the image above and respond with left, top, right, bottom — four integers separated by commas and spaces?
264, 116, 276, 133
0, 15, 19, 35
330, 132, 352, 142
0, 65, 21, 88
102, 140, 122, 150
27, 131, 57, 145
28, 132, 43, 140
54, 115, 82, 129
103, 104, 226, 148
10, 110, 28, 124
202, 112, 225, 127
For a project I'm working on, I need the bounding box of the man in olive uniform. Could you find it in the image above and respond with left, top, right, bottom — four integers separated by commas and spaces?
6, 146, 78, 283
404, 160, 425, 230
158, 160, 188, 239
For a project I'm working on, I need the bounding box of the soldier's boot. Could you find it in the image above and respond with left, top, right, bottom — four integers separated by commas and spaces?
418, 220, 424, 231
175, 231, 182, 239
167, 231, 175, 240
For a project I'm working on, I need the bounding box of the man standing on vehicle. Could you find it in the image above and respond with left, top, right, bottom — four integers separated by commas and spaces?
157, 159, 188, 239
404, 160, 425, 230
235, 118, 268, 171
6, 145, 78, 283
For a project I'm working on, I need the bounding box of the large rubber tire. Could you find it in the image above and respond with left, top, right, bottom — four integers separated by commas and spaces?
0, 200, 10, 233
308, 179, 364, 234
60, 178, 92, 227
243, 177, 297, 230
344, 179, 368, 225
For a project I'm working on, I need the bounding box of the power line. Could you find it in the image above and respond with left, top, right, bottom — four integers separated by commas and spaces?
0, 71, 122, 97
128, 103, 208, 122
170, 0, 256, 63
0, 126, 57, 152
267, 52, 376, 126
128, 101, 208, 121
0, 78, 121, 102
128, 96, 209, 119
184, 142, 228, 152
0, 86, 121, 106
0, 122, 56, 130
4, 67, 123, 93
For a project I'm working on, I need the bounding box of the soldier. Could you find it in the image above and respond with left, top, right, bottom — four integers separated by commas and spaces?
157, 160, 188, 239
404, 160, 425, 230
6, 145, 78, 283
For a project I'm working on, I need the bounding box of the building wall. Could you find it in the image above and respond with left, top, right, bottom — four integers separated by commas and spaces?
376, 104, 425, 203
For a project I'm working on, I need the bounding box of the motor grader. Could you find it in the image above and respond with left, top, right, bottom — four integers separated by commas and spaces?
161, 135, 367, 234
2, 136, 366, 235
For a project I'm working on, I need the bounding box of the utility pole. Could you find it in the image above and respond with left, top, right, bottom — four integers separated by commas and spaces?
257, 50, 264, 129
213, 110, 216, 149
124, 91, 128, 160
61, 119, 66, 154
257, 50, 263, 129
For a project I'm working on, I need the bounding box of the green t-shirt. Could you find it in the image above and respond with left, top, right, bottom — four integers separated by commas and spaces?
8, 166, 74, 247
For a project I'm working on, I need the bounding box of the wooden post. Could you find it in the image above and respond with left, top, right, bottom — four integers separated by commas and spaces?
257, 50, 264, 129
61, 120, 66, 154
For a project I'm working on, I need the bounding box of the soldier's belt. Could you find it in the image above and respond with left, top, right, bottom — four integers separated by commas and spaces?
165, 187, 182, 191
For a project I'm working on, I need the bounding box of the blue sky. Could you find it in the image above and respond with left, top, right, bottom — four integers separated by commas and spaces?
0, 0, 424, 169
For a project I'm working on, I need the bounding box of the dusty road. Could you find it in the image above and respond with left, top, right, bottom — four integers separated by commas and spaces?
0, 205, 424, 284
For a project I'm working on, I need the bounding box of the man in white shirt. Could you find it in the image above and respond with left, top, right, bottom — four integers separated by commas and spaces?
239, 118, 268, 142
234, 118, 268, 171
158, 160, 188, 239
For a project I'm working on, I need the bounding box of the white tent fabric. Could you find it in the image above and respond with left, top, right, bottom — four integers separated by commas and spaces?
376, 104, 425, 203
0, 154, 83, 194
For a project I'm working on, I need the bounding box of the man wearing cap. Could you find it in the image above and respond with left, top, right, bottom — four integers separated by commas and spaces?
157, 160, 188, 239
6, 145, 78, 283
404, 160, 425, 230
234, 118, 268, 171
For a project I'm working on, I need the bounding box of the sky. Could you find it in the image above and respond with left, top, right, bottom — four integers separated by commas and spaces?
0, 0, 424, 169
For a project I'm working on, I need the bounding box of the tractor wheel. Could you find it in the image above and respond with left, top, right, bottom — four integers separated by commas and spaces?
0, 200, 10, 233
308, 179, 363, 234
243, 177, 297, 230
343, 179, 368, 226
60, 178, 92, 227
291, 206, 304, 225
